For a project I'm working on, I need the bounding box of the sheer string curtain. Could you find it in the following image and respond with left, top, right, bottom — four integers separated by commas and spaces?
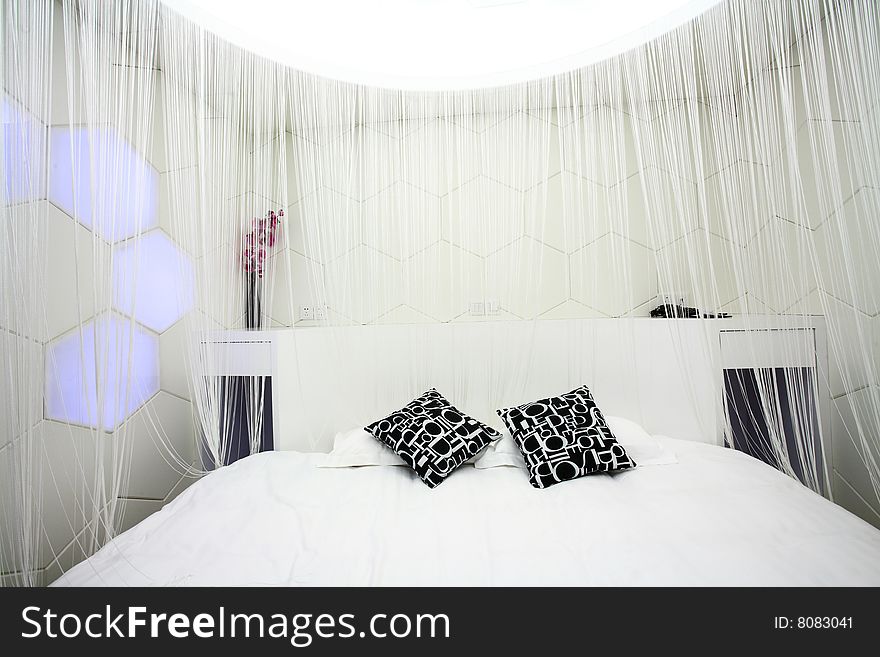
1, 0, 879, 585
1, 0, 53, 587
2, 0, 168, 585
162, 0, 878, 497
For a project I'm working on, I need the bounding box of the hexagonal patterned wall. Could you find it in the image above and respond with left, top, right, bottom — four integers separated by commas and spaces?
2, 95, 47, 204
44, 314, 159, 430
11, 18, 200, 583
48, 125, 159, 242
112, 229, 195, 332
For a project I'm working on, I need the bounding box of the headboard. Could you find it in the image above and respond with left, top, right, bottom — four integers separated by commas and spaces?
270, 317, 735, 452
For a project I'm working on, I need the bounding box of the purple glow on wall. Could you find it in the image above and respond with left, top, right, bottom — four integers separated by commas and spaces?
48, 126, 158, 242
44, 315, 159, 430
112, 230, 195, 332
2, 95, 47, 204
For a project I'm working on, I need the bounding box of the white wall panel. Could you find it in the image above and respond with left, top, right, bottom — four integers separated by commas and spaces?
570, 234, 657, 316
121, 392, 195, 500
831, 387, 880, 519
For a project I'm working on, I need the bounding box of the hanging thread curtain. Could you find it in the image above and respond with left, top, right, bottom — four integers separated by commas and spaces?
1, 0, 878, 585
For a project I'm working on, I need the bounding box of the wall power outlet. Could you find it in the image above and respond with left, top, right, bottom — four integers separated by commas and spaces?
300, 305, 328, 321
469, 301, 486, 316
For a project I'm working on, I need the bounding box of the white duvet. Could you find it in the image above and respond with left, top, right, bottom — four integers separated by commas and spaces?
56, 438, 880, 586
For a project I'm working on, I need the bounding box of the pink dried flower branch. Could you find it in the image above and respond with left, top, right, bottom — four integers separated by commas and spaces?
241, 208, 283, 278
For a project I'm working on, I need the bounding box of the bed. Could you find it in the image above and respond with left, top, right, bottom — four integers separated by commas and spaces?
55, 436, 880, 586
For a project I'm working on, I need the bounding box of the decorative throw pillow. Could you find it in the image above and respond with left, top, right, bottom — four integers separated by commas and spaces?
365, 388, 501, 488
496, 385, 636, 489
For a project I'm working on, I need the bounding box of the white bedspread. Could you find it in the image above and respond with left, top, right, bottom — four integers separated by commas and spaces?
56, 438, 880, 586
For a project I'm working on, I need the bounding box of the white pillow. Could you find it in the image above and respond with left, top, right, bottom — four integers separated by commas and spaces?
317, 428, 405, 468
605, 416, 678, 467
473, 417, 677, 469
473, 431, 522, 469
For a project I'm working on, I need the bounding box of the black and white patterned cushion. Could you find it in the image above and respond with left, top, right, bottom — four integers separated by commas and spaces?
496, 385, 636, 489
365, 388, 501, 488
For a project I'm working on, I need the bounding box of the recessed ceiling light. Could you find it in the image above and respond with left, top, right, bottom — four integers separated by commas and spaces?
161, 0, 720, 90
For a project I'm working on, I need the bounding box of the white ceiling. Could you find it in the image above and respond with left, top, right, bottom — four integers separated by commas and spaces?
160, 0, 722, 90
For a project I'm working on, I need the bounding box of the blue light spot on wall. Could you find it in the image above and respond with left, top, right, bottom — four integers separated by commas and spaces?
48, 126, 158, 242
2, 95, 47, 204
44, 315, 159, 430
112, 230, 195, 332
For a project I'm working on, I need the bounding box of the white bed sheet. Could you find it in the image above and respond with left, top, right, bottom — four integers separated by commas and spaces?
56, 438, 880, 586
